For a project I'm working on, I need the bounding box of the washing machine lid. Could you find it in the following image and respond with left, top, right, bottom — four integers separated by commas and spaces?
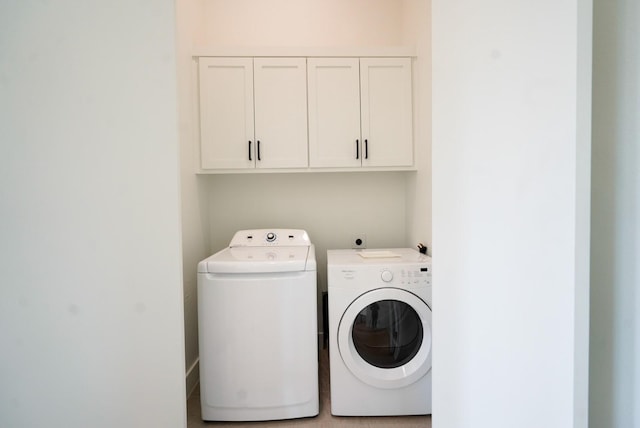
200, 246, 314, 273
199, 229, 316, 274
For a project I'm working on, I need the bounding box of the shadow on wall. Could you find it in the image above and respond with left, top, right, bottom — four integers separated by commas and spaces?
589, 0, 639, 426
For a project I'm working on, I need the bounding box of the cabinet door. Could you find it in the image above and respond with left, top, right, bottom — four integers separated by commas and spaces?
360, 58, 413, 167
253, 58, 308, 169
198, 57, 255, 169
307, 58, 362, 168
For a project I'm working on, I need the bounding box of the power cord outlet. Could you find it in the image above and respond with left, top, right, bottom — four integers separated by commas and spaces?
352, 234, 367, 249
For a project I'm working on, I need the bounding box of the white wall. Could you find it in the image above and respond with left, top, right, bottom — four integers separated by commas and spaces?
590, 0, 640, 426
432, 1, 591, 427
202, 172, 408, 287
0, 1, 186, 427
403, 0, 432, 250
175, 0, 210, 395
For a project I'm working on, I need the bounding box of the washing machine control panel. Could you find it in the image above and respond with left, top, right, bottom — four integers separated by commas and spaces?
229, 229, 312, 247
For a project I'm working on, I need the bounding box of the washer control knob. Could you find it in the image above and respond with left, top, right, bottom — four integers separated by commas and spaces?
266, 232, 276, 242
381, 270, 393, 282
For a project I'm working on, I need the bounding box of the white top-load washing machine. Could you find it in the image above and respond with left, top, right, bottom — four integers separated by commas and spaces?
327, 248, 432, 416
197, 229, 319, 421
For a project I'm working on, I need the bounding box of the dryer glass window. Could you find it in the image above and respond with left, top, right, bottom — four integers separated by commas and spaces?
351, 299, 423, 369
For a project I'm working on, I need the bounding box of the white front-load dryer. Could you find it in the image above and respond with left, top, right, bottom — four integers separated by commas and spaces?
327, 248, 432, 416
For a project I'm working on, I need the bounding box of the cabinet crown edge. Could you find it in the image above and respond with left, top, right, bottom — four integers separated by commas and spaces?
192, 46, 416, 58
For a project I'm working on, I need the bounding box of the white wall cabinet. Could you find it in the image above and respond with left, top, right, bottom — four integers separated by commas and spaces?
199, 55, 412, 172
198, 57, 308, 170
307, 58, 362, 167
308, 57, 413, 168
253, 58, 308, 169
360, 58, 413, 167
198, 57, 254, 169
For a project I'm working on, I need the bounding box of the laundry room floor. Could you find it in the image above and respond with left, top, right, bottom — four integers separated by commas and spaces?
187, 347, 431, 428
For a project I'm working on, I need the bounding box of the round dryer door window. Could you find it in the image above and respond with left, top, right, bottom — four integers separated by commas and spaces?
338, 288, 432, 389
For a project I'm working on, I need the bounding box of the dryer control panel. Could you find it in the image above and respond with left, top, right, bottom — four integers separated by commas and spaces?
327, 248, 432, 288
376, 266, 431, 287
395, 266, 432, 287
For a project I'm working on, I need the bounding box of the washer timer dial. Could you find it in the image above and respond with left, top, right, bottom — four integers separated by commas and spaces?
381, 270, 394, 282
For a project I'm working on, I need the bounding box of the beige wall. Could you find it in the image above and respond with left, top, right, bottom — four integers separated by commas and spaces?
199, 0, 404, 47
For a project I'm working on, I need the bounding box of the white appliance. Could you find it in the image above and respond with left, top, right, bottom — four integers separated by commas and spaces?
197, 229, 319, 421
327, 248, 432, 416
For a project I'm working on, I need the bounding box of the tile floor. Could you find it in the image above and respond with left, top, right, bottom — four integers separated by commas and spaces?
187, 348, 431, 428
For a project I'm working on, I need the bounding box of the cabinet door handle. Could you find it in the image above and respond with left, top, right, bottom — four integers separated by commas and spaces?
356, 139, 359, 159
248, 140, 252, 161
365, 139, 368, 159
257, 140, 261, 161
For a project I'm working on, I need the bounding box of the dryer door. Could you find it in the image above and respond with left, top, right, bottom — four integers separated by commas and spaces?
337, 288, 432, 389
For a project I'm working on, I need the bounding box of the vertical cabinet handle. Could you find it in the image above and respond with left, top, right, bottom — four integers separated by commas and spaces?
257, 140, 261, 161
248, 140, 252, 161
356, 139, 359, 159
365, 139, 368, 159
